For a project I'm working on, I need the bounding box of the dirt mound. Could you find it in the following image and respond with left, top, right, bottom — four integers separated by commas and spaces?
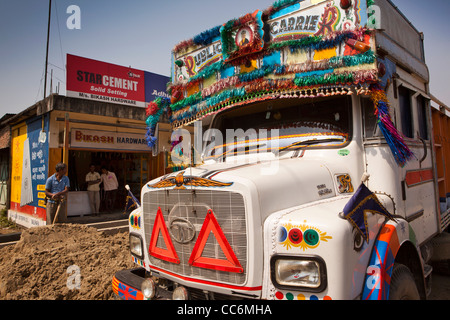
0, 224, 134, 300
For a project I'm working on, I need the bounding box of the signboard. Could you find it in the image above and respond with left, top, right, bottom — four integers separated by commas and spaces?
175, 41, 223, 81
268, 0, 367, 41
10, 115, 49, 221
66, 54, 169, 107
145, 71, 170, 101
70, 129, 152, 152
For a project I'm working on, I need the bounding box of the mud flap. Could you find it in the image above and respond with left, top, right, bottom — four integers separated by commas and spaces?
362, 219, 416, 300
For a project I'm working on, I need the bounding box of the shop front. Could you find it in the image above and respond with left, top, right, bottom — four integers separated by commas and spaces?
6, 53, 170, 227
7, 94, 168, 227
68, 128, 164, 214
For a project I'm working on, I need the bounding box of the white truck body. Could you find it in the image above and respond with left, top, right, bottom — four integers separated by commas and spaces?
113, 0, 449, 300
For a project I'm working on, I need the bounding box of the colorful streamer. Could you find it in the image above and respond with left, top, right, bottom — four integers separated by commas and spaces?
370, 85, 414, 166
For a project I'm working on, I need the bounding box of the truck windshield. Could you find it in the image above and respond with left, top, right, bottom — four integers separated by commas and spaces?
204, 95, 352, 160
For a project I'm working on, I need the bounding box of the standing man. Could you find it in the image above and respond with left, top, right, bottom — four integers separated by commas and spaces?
45, 162, 70, 225
101, 166, 119, 213
86, 164, 101, 215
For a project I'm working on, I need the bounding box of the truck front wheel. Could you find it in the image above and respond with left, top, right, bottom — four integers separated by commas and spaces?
389, 263, 420, 300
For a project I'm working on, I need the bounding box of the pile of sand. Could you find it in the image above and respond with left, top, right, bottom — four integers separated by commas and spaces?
0, 224, 135, 300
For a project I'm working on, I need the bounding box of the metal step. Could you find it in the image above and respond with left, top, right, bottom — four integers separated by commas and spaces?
441, 209, 450, 231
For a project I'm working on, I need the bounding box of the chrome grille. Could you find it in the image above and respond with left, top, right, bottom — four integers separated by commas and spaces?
143, 189, 247, 285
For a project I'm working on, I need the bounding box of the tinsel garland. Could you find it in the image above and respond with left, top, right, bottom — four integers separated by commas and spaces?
263, 0, 300, 17
238, 65, 275, 83
270, 28, 367, 53
193, 25, 222, 46
170, 91, 202, 112
171, 28, 371, 90
370, 85, 414, 167
293, 69, 377, 87
173, 26, 222, 55
172, 39, 195, 55
169, 61, 225, 93
172, 48, 375, 100
169, 66, 377, 124
272, 0, 299, 9
190, 61, 224, 82
285, 49, 375, 74
164, 77, 413, 171
145, 97, 170, 148
168, 69, 377, 127
171, 0, 299, 56
202, 76, 239, 98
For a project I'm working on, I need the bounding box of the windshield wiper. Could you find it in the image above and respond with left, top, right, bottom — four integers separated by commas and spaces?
278, 138, 345, 152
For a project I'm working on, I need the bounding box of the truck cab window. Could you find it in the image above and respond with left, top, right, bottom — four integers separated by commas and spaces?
207, 95, 351, 159
417, 95, 429, 140
362, 97, 381, 138
398, 86, 413, 138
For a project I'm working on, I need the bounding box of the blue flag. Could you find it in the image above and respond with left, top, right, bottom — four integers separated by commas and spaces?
124, 185, 140, 214
343, 183, 395, 243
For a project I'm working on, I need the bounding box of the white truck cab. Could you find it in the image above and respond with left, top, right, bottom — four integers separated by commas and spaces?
113, 0, 449, 300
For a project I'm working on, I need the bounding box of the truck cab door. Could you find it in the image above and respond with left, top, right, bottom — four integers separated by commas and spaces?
397, 86, 439, 244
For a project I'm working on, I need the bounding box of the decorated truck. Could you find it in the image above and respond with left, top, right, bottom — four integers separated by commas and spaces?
113, 0, 450, 300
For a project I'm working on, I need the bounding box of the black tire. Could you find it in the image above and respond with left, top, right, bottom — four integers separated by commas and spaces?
389, 263, 420, 300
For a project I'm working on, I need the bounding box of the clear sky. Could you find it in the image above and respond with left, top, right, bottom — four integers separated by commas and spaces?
0, 0, 449, 118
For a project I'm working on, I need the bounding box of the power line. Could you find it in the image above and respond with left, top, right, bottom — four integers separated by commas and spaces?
54, 0, 66, 81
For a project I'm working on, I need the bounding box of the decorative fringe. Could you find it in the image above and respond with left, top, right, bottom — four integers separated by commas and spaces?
272, 0, 299, 9
145, 97, 170, 148
370, 85, 414, 167
146, 83, 414, 169
172, 48, 375, 95
270, 28, 367, 52
168, 68, 377, 125
193, 25, 221, 46
263, 0, 301, 17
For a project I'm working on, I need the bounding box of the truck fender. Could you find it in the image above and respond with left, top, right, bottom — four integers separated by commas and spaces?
361, 218, 422, 300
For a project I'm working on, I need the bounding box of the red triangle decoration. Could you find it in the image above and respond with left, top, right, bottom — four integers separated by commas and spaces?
148, 207, 180, 264
188, 209, 243, 273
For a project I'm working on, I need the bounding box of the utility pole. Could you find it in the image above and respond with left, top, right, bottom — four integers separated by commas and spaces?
44, 0, 52, 99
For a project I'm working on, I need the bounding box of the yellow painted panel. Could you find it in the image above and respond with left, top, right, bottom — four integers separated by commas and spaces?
10, 127, 27, 204
240, 60, 257, 73
203, 75, 216, 89
313, 47, 337, 61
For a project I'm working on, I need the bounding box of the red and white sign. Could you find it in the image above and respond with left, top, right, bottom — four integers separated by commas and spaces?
70, 129, 150, 151
66, 54, 146, 107
148, 207, 243, 273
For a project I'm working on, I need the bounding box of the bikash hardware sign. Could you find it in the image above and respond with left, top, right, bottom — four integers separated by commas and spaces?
67, 54, 147, 107
71, 129, 150, 151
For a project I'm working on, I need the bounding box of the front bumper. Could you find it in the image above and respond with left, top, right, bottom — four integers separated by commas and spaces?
113, 268, 174, 300
113, 268, 175, 300
113, 268, 251, 300
112, 268, 146, 300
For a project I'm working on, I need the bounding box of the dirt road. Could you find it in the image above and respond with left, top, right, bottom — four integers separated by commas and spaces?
0, 223, 448, 300
0, 224, 134, 300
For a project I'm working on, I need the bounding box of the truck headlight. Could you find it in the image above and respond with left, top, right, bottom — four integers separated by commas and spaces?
173, 286, 189, 300
141, 278, 156, 300
129, 233, 144, 259
270, 255, 327, 292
